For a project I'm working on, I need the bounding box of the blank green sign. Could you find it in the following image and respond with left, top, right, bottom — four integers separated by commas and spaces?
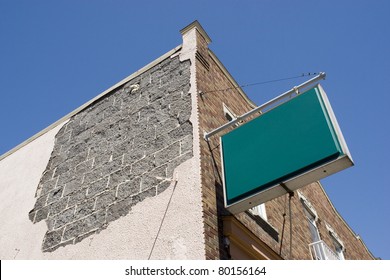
221, 86, 343, 206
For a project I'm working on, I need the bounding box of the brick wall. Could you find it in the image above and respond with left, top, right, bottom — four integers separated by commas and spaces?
194, 30, 256, 259
193, 27, 374, 260
28, 56, 193, 252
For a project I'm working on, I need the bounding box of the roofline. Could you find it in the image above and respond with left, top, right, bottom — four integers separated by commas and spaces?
208, 49, 257, 109
180, 20, 212, 45
317, 181, 376, 259
0, 45, 182, 161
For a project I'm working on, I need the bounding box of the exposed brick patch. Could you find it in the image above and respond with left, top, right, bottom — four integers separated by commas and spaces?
29, 56, 193, 252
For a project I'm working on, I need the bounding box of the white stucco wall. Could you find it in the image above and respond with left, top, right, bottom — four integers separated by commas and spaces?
0, 122, 66, 259
0, 127, 204, 259
0, 24, 205, 260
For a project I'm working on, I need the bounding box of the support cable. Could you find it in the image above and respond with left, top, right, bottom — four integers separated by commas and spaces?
148, 180, 178, 260
204, 72, 326, 140
279, 194, 288, 256
200, 73, 320, 95
289, 192, 294, 260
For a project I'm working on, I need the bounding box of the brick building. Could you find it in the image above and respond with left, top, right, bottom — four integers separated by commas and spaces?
0, 21, 374, 260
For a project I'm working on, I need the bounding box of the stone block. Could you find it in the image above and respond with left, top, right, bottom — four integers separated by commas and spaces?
92, 153, 111, 169
28, 210, 36, 222
86, 177, 109, 197
56, 130, 71, 145
82, 167, 104, 185
35, 206, 49, 223
63, 178, 82, 196
141, 175, 162, 191
48, 154, 67, 170
100, 157, 122, 177
157, 180, 172, 195
131, 155, 155, 176
54, 206, 76, 229
167, 152, 193, 177
132, 187, 156, 204
49, 198, 68, 216
40, 178, 58, 195
133, 127, 155, 149
75, 198, 96, 218
111, 139, 132, 159
45, 217, 56, 231
71, 122, 87, 137
155, 142, 180, 166
57, 171, 76, 187
42, 228, 65, 251
84, 210, 106, 232
63, 210, 105, 241
47, 186, 64, 204
74, 159, 94, 174
155, 117, 179, 135
108, 165, 133, 188
180, 135, 193, 155
95, 190, 117, 210
54, 162, 70, 176
148, 88, 165, 103
67, 188, 87, 208
167, 121, 192, 140
40, 169, 55, 184
67, 142, 88, 157
106, 198, 132, 223
33, 193, 48, 210
148, 164, 167, 178
117, 177, 141, 200
62, 219, 84, 242
123, 150, 145, 166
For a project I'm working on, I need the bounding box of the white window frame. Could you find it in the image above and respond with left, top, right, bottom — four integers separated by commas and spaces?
298, 191, 318, 220
223, 103, 239, 125
326, 223, 345, 260
298, 192, 321, 244
249, 203, 268, 221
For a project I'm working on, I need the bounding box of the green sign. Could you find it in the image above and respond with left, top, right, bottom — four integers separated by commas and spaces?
221, 85, 353, 214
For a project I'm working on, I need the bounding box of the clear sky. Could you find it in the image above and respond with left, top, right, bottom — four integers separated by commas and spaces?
1, 0, 389, 259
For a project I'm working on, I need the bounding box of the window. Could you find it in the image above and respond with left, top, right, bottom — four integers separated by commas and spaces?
305, 209, 320, 243
298, 192, 320, 243
326, 223, 345, 260
223, 103, 239, 126
333, 239, 345, 260
298, 192, 324, 260
299, 192, 344, 260
249, 203, 268, 221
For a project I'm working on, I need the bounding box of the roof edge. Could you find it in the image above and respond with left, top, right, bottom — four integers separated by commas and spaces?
0, 45, 182, 161
208, 49, 257, 109
180, 20, 212, 45
317, 181, 376, 259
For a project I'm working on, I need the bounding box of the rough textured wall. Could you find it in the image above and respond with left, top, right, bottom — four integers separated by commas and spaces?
28, 56, 193, 252
194, 32, 374, 259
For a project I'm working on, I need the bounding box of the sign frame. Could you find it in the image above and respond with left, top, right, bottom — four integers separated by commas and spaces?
221, 84, 353, 214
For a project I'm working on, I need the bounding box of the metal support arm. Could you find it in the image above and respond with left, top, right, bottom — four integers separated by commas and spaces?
204, 72, 326, 141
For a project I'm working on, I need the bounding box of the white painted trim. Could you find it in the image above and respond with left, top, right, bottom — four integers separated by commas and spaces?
222, 103, 239, 126
250, 203, 268, 221
325, 222, 345, 249
297, 191, 318, 220
316, 84, 353, 163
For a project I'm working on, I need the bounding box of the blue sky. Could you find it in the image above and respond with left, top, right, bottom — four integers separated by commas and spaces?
1, 1, 389, 259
